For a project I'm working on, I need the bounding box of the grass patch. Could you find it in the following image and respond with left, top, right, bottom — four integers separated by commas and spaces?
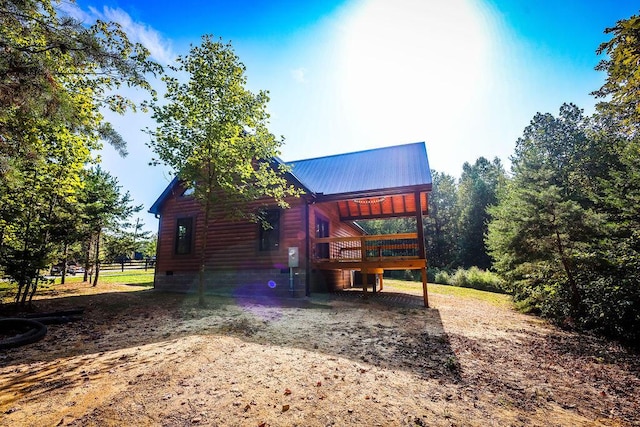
384, 278, 512, 307
59, 270, 155, 286
1, 270, 154, 293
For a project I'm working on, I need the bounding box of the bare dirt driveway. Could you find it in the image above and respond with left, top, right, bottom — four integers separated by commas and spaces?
1, 280, 639, 427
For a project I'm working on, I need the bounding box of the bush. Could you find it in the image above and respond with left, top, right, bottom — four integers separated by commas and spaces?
433, 270, 451, 285
448, 267, 504, 293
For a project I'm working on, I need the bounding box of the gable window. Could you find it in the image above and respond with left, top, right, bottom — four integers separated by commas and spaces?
258, 209, 280, 251
175, 217, 193, 255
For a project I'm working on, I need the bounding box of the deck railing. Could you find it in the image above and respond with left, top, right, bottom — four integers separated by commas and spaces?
312, 233, 423, 263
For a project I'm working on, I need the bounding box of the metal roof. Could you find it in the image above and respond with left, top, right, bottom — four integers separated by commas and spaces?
149, 142, 432, 214
285, 142, 432, 197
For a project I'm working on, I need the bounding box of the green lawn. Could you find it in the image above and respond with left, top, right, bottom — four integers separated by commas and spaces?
58, 269, 155, 286
1, 269, 154, 291
384, 278, 512, 307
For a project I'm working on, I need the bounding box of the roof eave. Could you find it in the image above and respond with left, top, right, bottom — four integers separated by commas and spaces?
148, 177, 179, 215
313, 183, 432, 203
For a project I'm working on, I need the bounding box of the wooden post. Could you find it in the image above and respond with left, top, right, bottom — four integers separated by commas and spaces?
362, 269, 368, 298
379, 273, 384, 291
415, 191, 428, 308
360, 236, 368, 298
421, 267, 429, 308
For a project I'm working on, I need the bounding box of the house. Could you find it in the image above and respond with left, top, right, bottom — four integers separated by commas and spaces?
148, 141, 433, 306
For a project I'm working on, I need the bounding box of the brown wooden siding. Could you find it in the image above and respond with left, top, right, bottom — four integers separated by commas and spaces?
155, 184, 367, 293
156, 182, 308, 275
309, 201, 362, 290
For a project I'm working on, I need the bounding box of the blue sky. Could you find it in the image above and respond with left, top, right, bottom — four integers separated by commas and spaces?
66, 0, 638, 232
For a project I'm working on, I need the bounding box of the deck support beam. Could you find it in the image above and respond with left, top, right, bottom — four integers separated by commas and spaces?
415, 191, 429, 308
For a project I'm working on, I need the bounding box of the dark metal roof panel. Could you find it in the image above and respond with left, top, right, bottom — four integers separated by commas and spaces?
286, 142, 431, 195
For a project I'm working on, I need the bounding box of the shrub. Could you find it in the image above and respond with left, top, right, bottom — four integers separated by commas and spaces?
448, 267, 504, 293
433, 270, 451, 285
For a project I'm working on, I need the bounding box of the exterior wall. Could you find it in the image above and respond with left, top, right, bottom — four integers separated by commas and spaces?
153, 183, 365, 296
154, 182, 309, 296
308, 202, 362, 292
154, 269, 306, 298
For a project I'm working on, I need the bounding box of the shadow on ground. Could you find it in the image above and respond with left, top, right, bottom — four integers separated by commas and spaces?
0, 286, 461, 386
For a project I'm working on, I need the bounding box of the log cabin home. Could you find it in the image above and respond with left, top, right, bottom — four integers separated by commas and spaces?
149, 141, 433, 306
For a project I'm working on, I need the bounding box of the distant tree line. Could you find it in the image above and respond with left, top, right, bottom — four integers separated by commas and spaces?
361, 156, 505, 274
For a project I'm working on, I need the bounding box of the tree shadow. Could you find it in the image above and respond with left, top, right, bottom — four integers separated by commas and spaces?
0, 286, 462, 407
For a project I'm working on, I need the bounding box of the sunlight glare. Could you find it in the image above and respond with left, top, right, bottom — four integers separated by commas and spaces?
336, 0, 494, 146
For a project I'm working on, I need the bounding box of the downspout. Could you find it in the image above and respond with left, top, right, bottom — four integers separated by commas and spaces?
305, 201, 311, 297
154, 213, 161, 289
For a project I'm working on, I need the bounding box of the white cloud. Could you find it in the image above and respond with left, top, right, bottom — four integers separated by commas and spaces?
56, 2, 175, 66
290, 67, 307, 83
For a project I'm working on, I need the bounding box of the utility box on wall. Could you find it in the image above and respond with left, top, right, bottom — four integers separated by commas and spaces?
288, 247, 299, 268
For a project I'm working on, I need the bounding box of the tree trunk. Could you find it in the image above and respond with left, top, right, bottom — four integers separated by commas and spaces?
61, 241, 68, 285
83, 238, 91, 282
93, 229, 101, 287
198, 199, 211, 307
19, 277, 30, 305
555, 229, 581, 316
28, 274, 39, 304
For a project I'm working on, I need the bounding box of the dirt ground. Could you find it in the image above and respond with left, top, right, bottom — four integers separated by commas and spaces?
1, 281, 639, 427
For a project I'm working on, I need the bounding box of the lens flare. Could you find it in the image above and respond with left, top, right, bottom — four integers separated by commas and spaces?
268, 280, 277, 289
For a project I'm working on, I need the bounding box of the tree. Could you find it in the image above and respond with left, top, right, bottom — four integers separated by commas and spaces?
0, 0, 160, 304
587, 13, 640, 342
486, 104, 599, 320
103, 218, 151, 263
424, 171, 459, 269
592, 14, 640, 134
457, 157, 505, 269
79, 167, 141, 286
147, 35, 300, 305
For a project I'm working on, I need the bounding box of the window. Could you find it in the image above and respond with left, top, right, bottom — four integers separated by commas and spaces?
258, 209, 280, 251
175, 217, 193, 255
315, 216, 330, 259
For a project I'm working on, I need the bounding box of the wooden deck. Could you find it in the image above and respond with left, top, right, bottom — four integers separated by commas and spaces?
311, 233, 429, 306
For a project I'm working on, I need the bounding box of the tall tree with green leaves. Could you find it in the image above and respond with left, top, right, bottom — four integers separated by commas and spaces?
592, 13, 640, 134
0, 0, 160, 304
147, 35, 300, 305
584, 14, 640, 342
79, 167, 141, 286
424, 170, 459, 269
457, 157, 504, 269
486, 104, 600, 320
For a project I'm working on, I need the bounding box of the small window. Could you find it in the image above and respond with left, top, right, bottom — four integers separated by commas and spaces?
258, 209, 280, 251
175, 217, 193, 255
316, 216, 330, 259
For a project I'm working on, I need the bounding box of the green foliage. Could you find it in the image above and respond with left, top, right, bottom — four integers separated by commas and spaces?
487, 104, 595, 316
428, 267, 503, 293
147, 35, 301, 305
424, 171, 460, 269
360, 218, 415, 235
486, 100, 640, 343
592, 14, 640, 134
384, 278, 512, 308
448, 267, 504, 293
433, 269, 451, 285
457, 157, 505, 269
103, 218, 151, 263
0, 0, 159, 304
